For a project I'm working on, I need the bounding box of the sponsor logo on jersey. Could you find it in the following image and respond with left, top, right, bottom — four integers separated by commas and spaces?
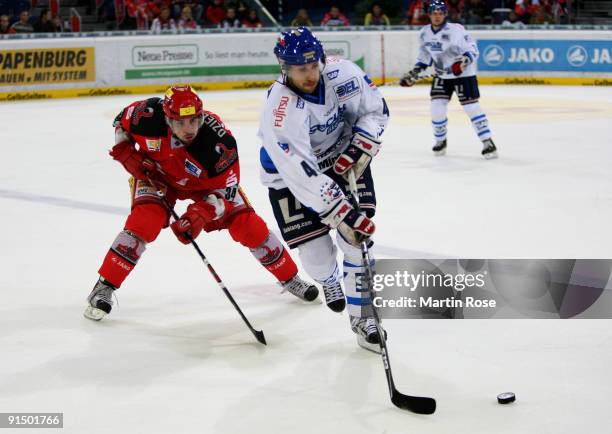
441, 34, 450, 41
326, 69, 339, 80
273, 96, 290, 128
214, 142, 238, 172
277, 141, 290, 154
184, 159, 202, 177
309, 104, 346, 135
296, 97, 305, 109
203, 114, 227, 138
145, 139, 161, 152
483, 45, 505, 66
334, 77, 361, 102
567, 45, 588, 67
426, 41, 443, 52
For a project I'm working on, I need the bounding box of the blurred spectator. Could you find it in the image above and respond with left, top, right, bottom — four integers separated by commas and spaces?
552, 0, 568, 23
206, 0, 225, 26
235, 1, 247, 20
404, 0, 429, 25
126, 0, 156, 30
447, 0, 465, 22
33, 8, 56, 32
219, 7, 240, 28
0, 14, 16, 33
530, 3, 553, 23
51, 14, 63, 31
178, 5, 198, 29
501, 10, 526, 26
515, 0, 539, 23
11, 10, 33, 32
151, 5, 176, 31
241, 8, 262, 27
465, 0, 487, 24
290, 8, 312, 27
364, 3, 390, 26
321, 5, 349, 26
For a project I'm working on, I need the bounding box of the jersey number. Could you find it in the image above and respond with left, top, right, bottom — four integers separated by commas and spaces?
279, 197, 305, 224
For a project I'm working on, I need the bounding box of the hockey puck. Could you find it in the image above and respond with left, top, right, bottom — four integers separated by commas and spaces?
497, 392, 516, 404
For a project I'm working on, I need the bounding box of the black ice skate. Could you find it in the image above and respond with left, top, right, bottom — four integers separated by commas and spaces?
280, 275, 319, 302
432, 139, 447, 156
84, 277, 116, 321
323, 281, 346, 312
481, 139, 498, 159
350, 315, 387, 353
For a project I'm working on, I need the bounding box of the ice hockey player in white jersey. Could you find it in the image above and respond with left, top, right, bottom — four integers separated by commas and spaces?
257, 27, 389, 351
400, 0, 497, 158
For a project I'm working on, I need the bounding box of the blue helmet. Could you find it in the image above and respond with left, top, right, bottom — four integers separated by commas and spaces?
274, 27, 325, 67
428, 0, 448, 14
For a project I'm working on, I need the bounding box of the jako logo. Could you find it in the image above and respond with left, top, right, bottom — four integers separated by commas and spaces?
273, 96, 289, 128
567, 45, 588, 67
483, 45, 504, 66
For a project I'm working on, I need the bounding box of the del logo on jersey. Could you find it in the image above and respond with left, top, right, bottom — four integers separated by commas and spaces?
334, 77, 361, 102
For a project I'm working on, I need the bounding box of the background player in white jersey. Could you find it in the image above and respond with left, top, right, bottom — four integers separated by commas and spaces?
400, 0, 498, 158
257, 27, 390, 351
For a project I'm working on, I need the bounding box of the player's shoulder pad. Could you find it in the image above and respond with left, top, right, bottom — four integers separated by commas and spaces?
449, 22, 467, 33
115, 97, 167, 137
188, 112, 238, 177
265, 84, 307, 131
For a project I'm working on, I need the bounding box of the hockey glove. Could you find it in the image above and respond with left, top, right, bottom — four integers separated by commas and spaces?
171, 195, 226, 244
451, 55, 472, 76
110, 141, 155, 180
321, 199, 375, 247
333, 132, 381, 181
399, 67, 424, 87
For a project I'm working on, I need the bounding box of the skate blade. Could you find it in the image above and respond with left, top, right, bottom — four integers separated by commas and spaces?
483, 151, 498, 160
357, 335, 382, 354
433, 149, 446, 156
84, 306, 107, 321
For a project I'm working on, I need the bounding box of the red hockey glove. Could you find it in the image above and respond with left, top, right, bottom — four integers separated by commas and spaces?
321, 199, 375, 247
451, 55, 471, 76
334, 132, 381, 181
170, 196, 227, 244
109, 141, 155, 180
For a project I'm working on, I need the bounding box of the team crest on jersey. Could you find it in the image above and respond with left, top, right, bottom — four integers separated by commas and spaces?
145, 139, 161, 152
214, 142, 238, 172
334, 77, 361, 102
326, 69, 339, 80
184, 159, 202, 177
296, 97, 305, 110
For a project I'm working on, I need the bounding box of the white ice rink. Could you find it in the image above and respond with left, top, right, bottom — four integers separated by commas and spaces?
1, 85, 611, 433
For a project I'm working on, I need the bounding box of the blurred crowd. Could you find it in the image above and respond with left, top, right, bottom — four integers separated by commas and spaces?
0, 1, 66, 34
0, 0, 575, 35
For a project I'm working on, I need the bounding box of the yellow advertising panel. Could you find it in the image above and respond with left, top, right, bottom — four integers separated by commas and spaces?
0, 47, 95, 86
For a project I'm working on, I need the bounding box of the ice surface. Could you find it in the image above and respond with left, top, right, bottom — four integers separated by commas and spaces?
1, 86, 611, 433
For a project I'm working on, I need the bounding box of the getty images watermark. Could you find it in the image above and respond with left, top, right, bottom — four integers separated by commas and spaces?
370, 259, 612, 319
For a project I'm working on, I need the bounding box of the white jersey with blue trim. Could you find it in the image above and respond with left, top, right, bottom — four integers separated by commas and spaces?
257, 57, 389, 215
416, 22, 479, 79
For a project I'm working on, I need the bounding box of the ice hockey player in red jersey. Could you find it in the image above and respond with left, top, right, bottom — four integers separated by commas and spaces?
84, 85, 318, 321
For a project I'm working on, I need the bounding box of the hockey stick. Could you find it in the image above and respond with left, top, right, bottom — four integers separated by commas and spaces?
145, 175, 267, 345
346, 170, 436, 414
386, 72, 436, 87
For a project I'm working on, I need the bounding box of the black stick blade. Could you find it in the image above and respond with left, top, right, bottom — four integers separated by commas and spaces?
392, 392, 436, 414
253, 329, 267, 345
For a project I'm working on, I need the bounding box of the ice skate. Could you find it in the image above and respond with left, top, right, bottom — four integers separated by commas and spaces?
280, 275, 319, 302
481, 138, 498, 159
323, 281, 346, 312
432, 139, 447, 156
84, 277, 116, 321
350, 315, 387, 353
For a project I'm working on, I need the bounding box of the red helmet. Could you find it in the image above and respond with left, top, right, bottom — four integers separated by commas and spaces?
162, 86, 203, 120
